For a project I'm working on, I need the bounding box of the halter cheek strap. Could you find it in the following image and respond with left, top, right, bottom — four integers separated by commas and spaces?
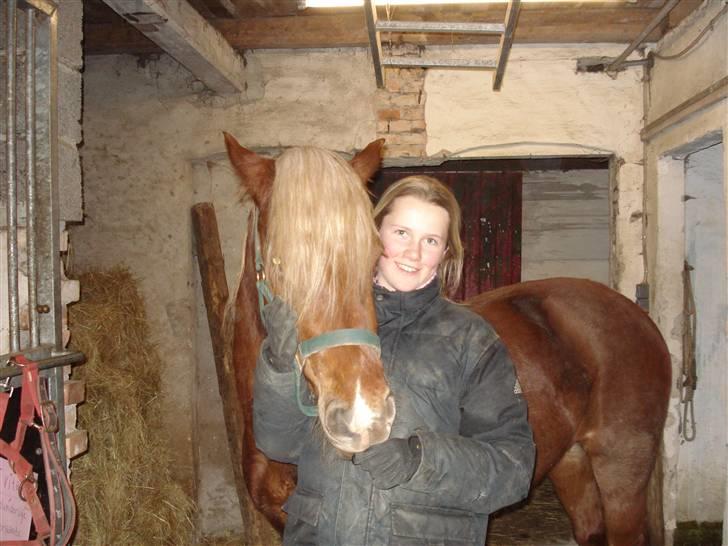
252, 207, 381, 417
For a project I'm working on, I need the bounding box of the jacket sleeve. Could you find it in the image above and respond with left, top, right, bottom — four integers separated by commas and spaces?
252, 338, 315, 464
401, 336, 535, 514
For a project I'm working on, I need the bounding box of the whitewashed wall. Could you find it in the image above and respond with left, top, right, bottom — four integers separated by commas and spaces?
682, 142, 726, 522
425, 44, 645, 296
642, 0, 728, 542
75, 49, 377, 501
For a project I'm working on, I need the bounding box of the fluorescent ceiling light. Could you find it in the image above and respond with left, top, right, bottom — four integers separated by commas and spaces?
304, 0, 504, 5
304, 0, 624, 6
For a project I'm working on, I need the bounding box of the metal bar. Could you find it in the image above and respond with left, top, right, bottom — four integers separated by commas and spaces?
606, 0, 680, 72
19, 0, 57, 17
32, 5, 61, 354
38, 5, 66, 467
382, 57, 496, 69
0, 350, 85, 381
493, 0, 520, 91
375, 20, 504, 35
26, 7, 39, 347
364, 0, 384, 88
6, 0, 21, 352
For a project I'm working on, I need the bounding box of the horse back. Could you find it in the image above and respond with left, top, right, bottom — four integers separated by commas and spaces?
466, 277, 671, 482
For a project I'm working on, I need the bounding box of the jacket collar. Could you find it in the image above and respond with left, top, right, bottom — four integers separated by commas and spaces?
374, 278, 441, 325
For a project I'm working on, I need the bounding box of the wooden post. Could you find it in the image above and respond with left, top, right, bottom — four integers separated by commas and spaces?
191, 202, 248, 526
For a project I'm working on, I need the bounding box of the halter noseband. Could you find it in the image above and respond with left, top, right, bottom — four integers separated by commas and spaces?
252, 207, 381, 417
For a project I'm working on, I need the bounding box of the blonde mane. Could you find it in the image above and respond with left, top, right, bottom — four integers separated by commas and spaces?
265, 147, 380, 324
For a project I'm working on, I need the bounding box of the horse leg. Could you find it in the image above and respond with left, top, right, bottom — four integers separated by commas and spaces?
549, 443, 607, 546
588, 442, 653, 546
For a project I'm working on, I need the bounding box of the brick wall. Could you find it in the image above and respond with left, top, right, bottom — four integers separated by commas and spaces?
375, 67, 427, 159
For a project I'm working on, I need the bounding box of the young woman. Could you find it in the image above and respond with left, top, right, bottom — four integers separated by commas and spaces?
254, 175, 535, 545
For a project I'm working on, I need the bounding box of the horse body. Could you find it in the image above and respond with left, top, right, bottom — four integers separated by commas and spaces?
223, 134, 671, 545
468, 277, 671, 545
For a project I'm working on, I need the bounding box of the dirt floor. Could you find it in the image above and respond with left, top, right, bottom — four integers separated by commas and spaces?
201, 479, 576, 546
487, 479, 576, 546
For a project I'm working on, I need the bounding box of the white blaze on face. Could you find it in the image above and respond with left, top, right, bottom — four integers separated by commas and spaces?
351, 379, 376, 433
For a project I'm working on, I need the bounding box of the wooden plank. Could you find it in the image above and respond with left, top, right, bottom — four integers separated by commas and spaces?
65, 429, 88, 459
85, 5, 678, 54
100, 0, 248, 94
193, 0, 239, 19
63, 379, 85, 405
191, 203, 230, 401
191, 202, 255, 532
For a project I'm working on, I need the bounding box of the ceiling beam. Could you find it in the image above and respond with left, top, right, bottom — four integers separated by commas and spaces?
86, 6, 674, 55
99, 0, 248, 94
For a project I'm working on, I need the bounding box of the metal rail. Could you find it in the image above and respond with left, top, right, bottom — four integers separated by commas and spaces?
376, 20, 504, 35
382, 57, 496, 69
6, 0, 20, 352
1, 350, 85, 383
606, 0, 681, 72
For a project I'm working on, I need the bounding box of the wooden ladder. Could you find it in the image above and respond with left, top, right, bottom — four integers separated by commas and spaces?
364, 0, 521, 91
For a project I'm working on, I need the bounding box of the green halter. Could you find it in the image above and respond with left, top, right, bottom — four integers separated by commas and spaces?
252, 207, 381, 416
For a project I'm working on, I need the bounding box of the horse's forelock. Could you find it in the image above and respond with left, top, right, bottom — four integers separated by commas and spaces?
265, 147, 379, 323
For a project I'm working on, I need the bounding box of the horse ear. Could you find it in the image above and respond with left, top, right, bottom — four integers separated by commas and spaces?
223, 131, 275, 209
350, 138, 385, 184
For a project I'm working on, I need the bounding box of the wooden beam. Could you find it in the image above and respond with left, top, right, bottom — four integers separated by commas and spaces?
85, 6, 673, 55
641, 76, 728, 142
100, 0, 247, 94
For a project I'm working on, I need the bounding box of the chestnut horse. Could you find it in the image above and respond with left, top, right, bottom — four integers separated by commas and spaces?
224, 134, 671, 546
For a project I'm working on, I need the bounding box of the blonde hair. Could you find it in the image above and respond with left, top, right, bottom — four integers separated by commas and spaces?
373, 175, 463, 298
265, 147, 380, 322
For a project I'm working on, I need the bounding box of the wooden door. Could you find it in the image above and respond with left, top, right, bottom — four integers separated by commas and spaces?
371, 165, 522, 301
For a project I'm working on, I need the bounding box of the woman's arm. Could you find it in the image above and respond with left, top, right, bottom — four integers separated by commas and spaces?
252, 340, 314, 463
403, 338, 535, 514
252, 297, 314, 463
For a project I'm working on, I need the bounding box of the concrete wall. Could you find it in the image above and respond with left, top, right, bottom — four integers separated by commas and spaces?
522, 169, 609, 283
642, 0, 728, 541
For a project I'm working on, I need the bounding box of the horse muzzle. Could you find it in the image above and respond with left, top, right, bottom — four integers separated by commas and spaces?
320, 393, 396, 453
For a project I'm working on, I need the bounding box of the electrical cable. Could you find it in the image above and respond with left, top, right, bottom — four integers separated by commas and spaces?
653, 3, 728, 61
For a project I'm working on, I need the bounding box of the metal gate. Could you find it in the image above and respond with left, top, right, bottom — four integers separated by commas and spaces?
1, 0, 83, 467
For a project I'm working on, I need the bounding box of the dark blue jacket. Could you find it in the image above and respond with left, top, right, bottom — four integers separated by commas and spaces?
254, 280, 535, 545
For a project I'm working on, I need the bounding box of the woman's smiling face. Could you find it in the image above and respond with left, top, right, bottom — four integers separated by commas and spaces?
376, 195, 450, 293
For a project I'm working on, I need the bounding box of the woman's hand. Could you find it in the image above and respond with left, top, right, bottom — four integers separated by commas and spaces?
353, 436, 422, 489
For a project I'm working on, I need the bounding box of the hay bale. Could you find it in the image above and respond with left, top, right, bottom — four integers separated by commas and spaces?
69, 268, 195, 545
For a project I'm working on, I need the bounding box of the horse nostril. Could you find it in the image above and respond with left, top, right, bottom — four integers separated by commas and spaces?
324, 401, 357, 439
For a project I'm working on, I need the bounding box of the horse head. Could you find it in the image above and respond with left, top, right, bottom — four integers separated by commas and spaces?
224, 132, 395, 454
